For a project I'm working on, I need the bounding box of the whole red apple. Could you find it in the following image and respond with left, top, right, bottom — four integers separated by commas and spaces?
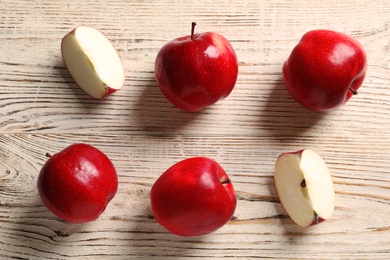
150, 157, 236, 236
37, 143, 118, 223
283, 29, 367, 111
155, 22, 238, 112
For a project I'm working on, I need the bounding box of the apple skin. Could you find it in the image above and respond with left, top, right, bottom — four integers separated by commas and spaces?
283, 30, 367, 111
37, 143, 118, 223
150, 157, 236, 236
155, 23, 238, 112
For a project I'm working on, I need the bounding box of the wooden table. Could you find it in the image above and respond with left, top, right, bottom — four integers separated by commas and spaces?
1, 0, 389, 259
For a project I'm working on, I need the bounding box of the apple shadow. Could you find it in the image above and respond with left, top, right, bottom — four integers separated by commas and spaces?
53, 59, 115, 111
13, 192, 88, 259
131, 77, 202, 136
54, 59, 87, 98
262, 172, 313, 250
260, 77, 324, 242
123, 187, 208, 258
54, 57, 203, 134
259, 76, 327, 141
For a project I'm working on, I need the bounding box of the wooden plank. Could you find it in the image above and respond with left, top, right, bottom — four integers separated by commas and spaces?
1, 1, 389, 137
0, 134, 389, 259
0, 0, 389, 259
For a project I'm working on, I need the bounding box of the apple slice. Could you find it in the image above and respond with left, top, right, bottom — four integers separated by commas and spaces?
61, 26, 125, 99
274, 149, 335, 227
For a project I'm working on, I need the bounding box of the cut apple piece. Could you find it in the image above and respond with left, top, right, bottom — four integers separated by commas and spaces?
61, 26, 125, 99
274, 149, 335, 227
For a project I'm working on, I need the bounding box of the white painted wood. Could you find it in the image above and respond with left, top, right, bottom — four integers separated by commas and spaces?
0, 0, 389, 258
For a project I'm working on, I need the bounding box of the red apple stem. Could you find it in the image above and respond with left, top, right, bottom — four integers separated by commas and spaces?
221, 178, 231, 185
46, 153, 52, 158
191, 22, 196, 40
349, 88, 358, 95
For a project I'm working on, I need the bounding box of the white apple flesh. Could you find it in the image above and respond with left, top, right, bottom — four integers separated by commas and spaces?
274, 149, 335, 227
61, 26, 124, 99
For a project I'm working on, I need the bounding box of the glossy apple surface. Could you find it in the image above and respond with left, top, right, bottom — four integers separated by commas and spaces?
37, 143, 118, 223
283, 30, 367, 111
150, 157, 236, 236
274, 149, 335, 227
155, 23, 238, 112
61, 26, 125, 99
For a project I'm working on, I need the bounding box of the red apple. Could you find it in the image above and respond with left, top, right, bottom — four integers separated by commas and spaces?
37, 143, 118, 223
274, 149, 335, 227
155, 22, 238, 112
150, 157, 236, 236
283, 29, 367, 111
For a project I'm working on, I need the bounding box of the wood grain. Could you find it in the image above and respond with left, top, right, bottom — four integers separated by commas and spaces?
1, 0, 390, 259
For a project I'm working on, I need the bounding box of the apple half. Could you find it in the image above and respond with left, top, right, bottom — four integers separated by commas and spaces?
274, 149, 335, 227
61, 26, 125, 99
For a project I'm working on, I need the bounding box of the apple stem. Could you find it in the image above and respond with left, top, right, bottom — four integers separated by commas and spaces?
221, 178, 231, 185
300, 179, 306, 188
191, 22, 196, 40
349, 88, 358, 95
46, 153, 52, 158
